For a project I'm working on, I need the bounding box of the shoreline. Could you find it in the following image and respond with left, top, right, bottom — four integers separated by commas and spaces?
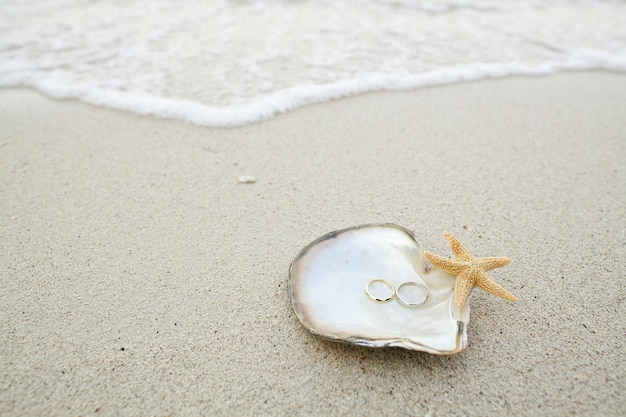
4, 65, 626, 128
1, 72, 625, 416
4, 0, 626, 129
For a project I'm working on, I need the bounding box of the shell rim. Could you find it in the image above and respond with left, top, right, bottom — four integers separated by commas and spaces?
288, 223, 467, 355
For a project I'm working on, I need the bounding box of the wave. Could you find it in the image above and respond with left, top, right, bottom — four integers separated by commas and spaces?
1, 0, 625, 126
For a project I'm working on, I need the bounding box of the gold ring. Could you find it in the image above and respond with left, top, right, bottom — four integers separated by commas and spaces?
396, 281, 429, 307
365, 279, 396, 303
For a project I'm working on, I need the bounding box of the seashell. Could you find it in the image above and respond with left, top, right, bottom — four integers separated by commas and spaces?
289, 224, 469, 355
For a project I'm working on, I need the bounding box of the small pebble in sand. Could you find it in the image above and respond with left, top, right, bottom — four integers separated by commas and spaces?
237, 175, 257, 184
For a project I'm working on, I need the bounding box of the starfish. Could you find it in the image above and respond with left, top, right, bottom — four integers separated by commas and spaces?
424, 231, 517, 306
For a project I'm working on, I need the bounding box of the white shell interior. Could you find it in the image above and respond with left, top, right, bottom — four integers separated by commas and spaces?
289, 224, 469, 355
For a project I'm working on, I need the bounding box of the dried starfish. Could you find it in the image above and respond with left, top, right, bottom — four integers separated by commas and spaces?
424, 231, 517, 306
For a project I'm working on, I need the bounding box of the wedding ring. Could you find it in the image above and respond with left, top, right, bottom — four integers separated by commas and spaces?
396, 281, 429, 307
365, 279, 396, 303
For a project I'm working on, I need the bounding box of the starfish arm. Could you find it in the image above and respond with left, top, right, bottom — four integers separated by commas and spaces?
477, 257, 511, 271
475, 269, 517, 302
423, 251, 465, 275
454, 268, 476, 306
443, 231, 472, 261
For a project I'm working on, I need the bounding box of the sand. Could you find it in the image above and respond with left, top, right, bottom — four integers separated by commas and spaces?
1, 72, 625, 416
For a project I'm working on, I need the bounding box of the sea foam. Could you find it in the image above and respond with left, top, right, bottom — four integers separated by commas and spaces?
1, 0, 625, 127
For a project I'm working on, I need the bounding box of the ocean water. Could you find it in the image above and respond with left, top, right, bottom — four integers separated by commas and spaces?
1, 0, 625, 126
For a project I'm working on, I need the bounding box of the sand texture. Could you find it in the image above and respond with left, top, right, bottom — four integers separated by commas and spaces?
1, 72, 625, 416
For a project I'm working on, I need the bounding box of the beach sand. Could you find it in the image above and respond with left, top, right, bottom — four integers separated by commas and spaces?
1, 72, 625, 416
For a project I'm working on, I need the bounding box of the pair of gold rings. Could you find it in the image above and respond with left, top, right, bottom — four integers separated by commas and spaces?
365, 279, 429, 308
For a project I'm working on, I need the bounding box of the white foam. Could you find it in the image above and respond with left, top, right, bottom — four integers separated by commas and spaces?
1, 0, 625, 127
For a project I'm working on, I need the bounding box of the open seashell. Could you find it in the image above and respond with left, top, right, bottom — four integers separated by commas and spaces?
289, 224, 469, 355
